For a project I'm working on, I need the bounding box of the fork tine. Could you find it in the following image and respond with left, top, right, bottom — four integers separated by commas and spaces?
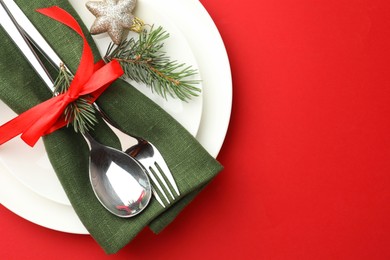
151, 187, 165, 208
154, 152, 180, 196
147, 167, 171, 205
151, 164, 175, 200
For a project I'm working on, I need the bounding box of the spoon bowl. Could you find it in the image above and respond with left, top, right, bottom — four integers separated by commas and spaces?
86, 133, 152, 217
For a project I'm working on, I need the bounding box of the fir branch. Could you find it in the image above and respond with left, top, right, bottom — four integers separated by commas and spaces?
53, 64, 97, 133
104, 26, 201, 101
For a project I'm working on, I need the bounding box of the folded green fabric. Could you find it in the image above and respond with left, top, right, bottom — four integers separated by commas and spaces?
0, 0, 222, 254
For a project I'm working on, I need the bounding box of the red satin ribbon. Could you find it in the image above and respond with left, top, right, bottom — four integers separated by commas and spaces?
0, 6, 124, 147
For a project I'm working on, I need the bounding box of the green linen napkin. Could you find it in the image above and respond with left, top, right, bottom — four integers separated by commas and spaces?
0, 0, 222, 254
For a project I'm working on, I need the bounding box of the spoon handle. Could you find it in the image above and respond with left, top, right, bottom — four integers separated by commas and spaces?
82, 131, 100, 148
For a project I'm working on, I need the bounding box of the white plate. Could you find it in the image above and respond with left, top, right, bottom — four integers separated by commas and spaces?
0, 0, 231, 234
0, 0, 203, 206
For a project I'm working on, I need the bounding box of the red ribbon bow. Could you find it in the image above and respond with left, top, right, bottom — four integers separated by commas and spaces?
0, 6, 124, 147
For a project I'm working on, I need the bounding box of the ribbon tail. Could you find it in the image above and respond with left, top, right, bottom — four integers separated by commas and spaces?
21, 96, 70, 146
0, 94, 63, 146
0, 112, 40, 145
0, 94, 67, 147
37, 6, 94, 88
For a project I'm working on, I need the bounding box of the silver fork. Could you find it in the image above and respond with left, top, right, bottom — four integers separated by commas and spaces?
97, 108, 180, 208
0, 0, 179, 208
126, 140, 180, 206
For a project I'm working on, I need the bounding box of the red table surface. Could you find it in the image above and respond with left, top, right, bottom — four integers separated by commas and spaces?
1, 0, 390, 259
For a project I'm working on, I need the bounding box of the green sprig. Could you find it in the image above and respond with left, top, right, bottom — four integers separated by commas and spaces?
53, 64, 97, 133
104, 26, 201, 101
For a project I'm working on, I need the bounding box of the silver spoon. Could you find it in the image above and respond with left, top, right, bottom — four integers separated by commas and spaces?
84, 133, 152, 217
0, 0, 152, 217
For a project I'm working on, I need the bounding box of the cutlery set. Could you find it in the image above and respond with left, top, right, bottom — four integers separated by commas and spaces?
0, 0, 179, 216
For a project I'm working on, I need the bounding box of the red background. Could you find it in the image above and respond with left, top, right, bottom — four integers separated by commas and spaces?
1, 0, 390, 259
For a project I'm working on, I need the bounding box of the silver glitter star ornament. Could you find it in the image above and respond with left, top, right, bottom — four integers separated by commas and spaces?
86, 0, 140, 44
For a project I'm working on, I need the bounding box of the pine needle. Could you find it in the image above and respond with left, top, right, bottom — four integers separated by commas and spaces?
104, 26, 201, 101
